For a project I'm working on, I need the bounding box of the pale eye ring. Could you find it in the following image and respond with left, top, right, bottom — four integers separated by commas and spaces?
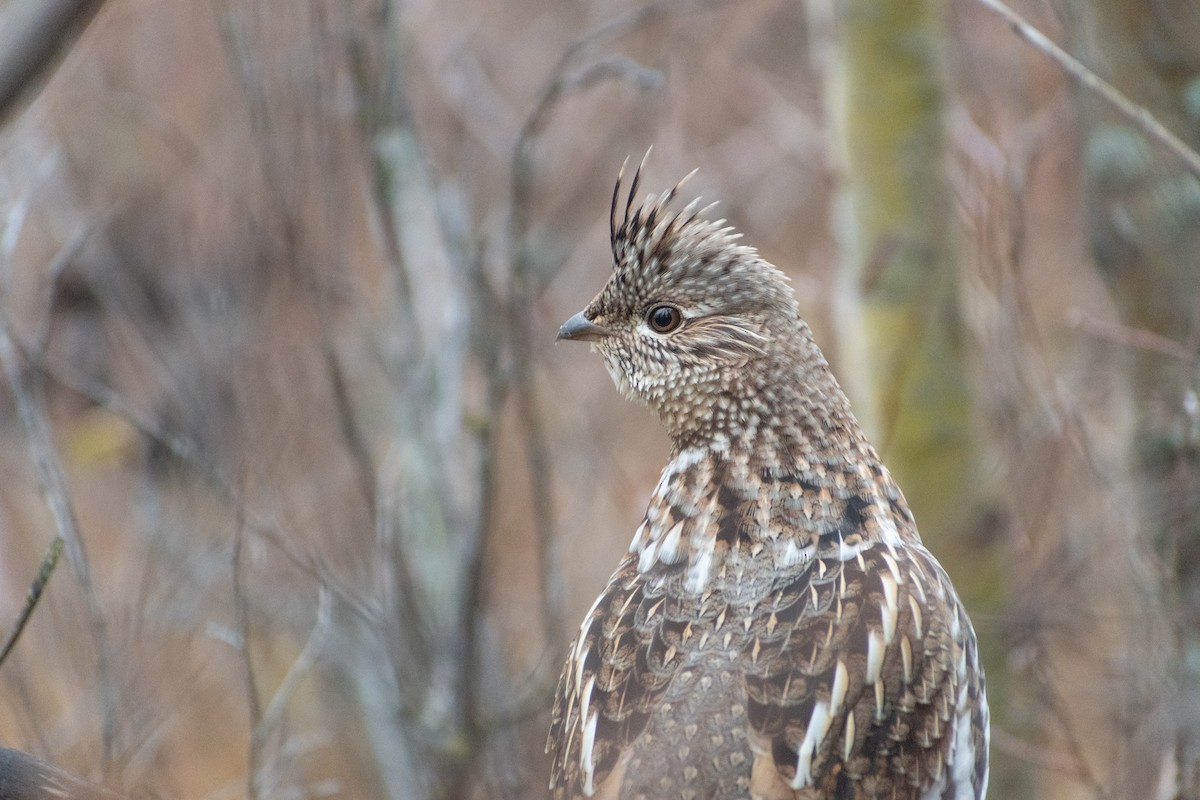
647, 304, 683, 333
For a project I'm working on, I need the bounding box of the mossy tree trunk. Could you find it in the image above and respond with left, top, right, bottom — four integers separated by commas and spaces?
822, 0, 1008, 788
829, 0, 990, 559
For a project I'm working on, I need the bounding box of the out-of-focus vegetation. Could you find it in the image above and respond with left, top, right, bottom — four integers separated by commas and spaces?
0, 1, 1196, 798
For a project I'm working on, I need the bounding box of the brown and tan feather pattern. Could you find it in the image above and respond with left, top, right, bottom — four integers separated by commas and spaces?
550, 160, 988, 800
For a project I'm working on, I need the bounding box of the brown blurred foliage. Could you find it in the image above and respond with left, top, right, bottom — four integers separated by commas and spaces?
0, 1, 1196, 798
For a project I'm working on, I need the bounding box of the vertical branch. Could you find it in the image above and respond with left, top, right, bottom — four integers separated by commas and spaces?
0, 303, 119, 767
322, 341, 377, 513
454, 285, 500, 795
231, 508, 262, 800
342, 7, 478, 797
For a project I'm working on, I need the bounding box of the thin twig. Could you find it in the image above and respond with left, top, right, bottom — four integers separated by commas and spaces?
972, 0, 1200, 181
0, 301, 119, 766
254, 587, 333, 744
1069, 308, 1197, 364
1034, 640, 1115, 800
31, 220, 100, 351
28, 342, 384, 629
27, 346, 205, 472
0, 536, 63, 669
322, 342, 377, 512
232, 506, 262, 800
989, 725, 1087, 777
243, 588, 334, 800
451, 257, 504, 794
246, 506, 381, 628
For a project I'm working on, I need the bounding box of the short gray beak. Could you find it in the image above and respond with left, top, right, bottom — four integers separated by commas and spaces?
557, 311, 612, 342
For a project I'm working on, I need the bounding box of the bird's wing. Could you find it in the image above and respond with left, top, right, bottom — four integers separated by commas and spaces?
743, 539, 987, 798
547, 552, 700, 799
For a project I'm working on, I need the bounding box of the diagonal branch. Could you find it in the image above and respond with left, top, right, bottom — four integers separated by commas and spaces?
0, 537, 64, 669
0, 0, 106, 123
972, 0, 1200, 181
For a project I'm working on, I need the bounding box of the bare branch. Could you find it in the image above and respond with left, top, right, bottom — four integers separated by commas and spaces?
247, 587, 333, 800
0, 536, 64, 669
972, 0, 1200, 181
26, 346, 206, 479
254, 587, 333, 743
323, 342, 378, 512
0, 301, 119, 766
25, 341, 384, 631
989, 726, 1088, 778
232, 509, 263, 800
509, 2, 680, 267
0, 0, 106, 123
1069, 308, 1198, 364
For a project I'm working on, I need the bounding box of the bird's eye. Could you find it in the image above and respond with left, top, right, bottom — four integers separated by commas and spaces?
647, 304, 683, 333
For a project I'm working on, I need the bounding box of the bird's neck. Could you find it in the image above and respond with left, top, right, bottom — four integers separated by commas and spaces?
630, 356, 916, 591
664, 334, 873, 480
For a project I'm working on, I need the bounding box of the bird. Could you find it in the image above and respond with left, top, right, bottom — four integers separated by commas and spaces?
547, 157, 989, 800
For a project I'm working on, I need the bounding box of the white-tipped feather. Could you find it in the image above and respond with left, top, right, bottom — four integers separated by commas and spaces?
628, 519, 648, 552
909, 595, 924, 640
791, 700, 832, 789
831, 659, 849, 713
901, 635, 914, 684
580, 708, 599, 796
637, 539, 658, 573
658, 519, 685, 563
880, 550, 903, 584
880, 572, 899, 644
866, 628, 886, 685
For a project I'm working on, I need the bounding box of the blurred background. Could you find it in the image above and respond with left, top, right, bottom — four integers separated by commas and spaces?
0, 1, 1197, 798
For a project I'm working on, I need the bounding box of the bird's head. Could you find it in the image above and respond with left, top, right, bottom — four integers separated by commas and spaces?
559, 160, 810, 444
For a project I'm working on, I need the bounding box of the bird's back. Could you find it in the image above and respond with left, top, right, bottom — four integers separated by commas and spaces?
548, 454, 987, 800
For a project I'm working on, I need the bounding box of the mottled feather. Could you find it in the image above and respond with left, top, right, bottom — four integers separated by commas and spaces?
550, 161, 988, 800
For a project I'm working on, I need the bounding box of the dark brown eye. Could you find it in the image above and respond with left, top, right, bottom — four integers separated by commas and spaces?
647, 304, 683, 333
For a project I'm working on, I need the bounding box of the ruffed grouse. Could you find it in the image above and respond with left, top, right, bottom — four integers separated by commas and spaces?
548, 160, 989, 800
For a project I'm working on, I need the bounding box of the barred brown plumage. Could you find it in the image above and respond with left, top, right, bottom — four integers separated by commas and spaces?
548, 157, 989, 800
